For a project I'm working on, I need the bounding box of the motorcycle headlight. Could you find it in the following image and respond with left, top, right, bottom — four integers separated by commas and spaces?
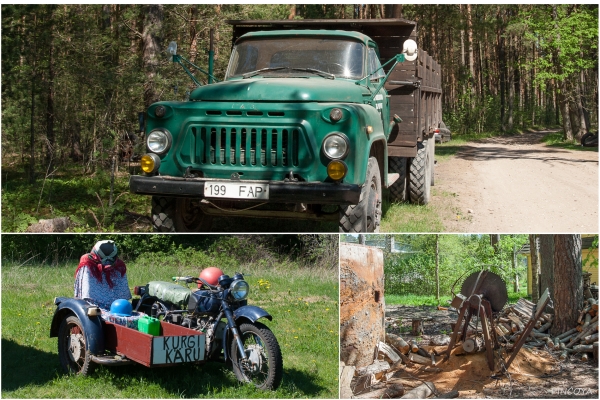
230, 279, 250, 301
322, 133, 349, 159
147, 129, 172, 154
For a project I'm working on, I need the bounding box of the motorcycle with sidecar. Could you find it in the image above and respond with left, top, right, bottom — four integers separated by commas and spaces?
50, 270, 283, 390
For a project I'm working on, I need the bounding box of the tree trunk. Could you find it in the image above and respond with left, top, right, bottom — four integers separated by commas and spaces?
142, 4, 164, 109
490, 234, 500, 254
529, 234, 540, 303
29, 13, 38, 184
513, 243, 519, 293
435, 234, 440, 306
188, 5, 198, 63
391, 5, 403, 18
551, 235, 583, 336
539, 235, 554, 299
45, 7, 55, 169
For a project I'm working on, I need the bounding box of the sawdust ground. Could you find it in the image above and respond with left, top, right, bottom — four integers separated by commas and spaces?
386, 306, 599, 398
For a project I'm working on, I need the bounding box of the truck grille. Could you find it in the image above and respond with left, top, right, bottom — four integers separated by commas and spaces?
188, 126, 300, 167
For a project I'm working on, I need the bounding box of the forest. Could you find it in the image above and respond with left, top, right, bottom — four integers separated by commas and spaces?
1, 4, 598, 231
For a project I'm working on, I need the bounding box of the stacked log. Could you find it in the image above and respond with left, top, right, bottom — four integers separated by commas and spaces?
493, 297, 598, 362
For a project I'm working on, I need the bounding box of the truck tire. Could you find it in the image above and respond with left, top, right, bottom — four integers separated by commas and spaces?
388, 156, 407, 202
152, 196, 176, 232
408, 140, 431, 205
174, 198, 213, 232
429, 137, 435, 186
339, 157, 382, 233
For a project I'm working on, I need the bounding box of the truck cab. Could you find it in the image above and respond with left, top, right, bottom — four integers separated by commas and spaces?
129, 19, 443, 232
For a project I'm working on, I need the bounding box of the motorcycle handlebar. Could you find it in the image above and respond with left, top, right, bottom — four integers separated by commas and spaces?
172, 276, 218, 290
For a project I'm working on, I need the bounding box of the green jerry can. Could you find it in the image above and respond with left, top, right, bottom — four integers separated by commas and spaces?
138, 315, 161, 336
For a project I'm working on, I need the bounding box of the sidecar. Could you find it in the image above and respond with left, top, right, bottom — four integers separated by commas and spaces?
50, 297, 206, 375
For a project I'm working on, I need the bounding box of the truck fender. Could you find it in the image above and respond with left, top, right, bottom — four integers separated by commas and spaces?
49, 297, 105, 355
223, 305, 273, 361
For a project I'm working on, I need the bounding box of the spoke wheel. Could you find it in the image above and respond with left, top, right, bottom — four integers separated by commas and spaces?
58, 315, 96, 375
231, 322, 283, 390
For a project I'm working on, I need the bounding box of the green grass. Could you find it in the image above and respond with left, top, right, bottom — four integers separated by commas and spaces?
541, 131, 598, 151
385, 294, 452, 307
1, 254, 339, 398
380, 188, 447, 233
1, 164, 150, 232
386, 289, 529, 307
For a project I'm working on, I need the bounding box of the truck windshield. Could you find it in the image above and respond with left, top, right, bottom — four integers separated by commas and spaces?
226, 37, 365, 80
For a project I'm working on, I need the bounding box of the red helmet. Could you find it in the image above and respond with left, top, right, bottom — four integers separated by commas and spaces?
199, 267, 224, 288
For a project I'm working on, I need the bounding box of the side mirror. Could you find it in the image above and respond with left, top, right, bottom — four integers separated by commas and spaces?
167, 41, 178, 57
402, 39, 418, 62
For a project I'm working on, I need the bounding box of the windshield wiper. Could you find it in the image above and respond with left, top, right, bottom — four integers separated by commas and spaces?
242, 66, 335, 80
242, 67, 286, 79
288, 68, 335, 80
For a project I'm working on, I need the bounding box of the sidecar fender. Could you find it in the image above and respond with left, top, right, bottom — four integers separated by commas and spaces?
49, 297, 105, 355
233, 305, 272, 324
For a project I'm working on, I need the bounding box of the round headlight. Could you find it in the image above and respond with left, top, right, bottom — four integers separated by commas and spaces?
147, 129, 172, 154
140, 153, 161, 174
322, 133, 349, 159
327, 160, 348, 181
230, 279, 250, 301
330, 108, 343, 122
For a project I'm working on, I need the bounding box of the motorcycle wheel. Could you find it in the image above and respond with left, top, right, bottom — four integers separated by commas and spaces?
58, 314, 96, 375
231, 322, 283, 390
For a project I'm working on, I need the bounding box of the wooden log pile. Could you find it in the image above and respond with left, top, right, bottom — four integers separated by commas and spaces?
339, 333, 457, 399
493, 297, 598, 362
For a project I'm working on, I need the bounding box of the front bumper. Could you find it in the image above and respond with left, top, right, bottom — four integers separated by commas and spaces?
129, 175, 361, 205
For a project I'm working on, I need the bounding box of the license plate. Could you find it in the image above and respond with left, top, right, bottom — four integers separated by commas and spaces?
204, 181, 269, 200
152, 335, 205, 364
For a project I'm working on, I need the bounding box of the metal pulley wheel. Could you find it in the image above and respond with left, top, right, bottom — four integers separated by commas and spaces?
460, 271, 508, 312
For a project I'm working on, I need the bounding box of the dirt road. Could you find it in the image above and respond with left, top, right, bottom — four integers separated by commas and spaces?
432, 130, 598, 233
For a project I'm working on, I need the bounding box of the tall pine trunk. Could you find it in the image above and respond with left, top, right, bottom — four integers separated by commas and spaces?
529, 234, 540, 303
142, 4, 164, 109
539, 235, 554, 299
551, 235, 582, 336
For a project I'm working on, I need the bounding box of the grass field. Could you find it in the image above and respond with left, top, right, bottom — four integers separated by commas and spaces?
385, 289, 529, 307
1, 251, 339, 398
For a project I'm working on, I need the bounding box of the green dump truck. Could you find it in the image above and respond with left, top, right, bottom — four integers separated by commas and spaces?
129, 19, 444, 232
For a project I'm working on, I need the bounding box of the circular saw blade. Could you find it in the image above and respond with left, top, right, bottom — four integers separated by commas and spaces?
460, 271, 508, 312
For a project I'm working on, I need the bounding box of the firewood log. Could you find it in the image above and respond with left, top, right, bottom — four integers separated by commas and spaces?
556, 328, 578, 340
572, 344, 594, 353
386, 333, 410, 355
410, 340, 419, 353
354, 383, 405, 399
567, 321, 598, 348
584, 332, 599, 344
400, 382, 436, 399
537, 321, 552, 333
408, 352, 432, 366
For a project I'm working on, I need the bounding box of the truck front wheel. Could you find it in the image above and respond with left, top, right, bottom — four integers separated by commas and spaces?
152, 196, 213, 232
408, 140, 431, 205
339, 157, 381, 233
152, 196, 176, 232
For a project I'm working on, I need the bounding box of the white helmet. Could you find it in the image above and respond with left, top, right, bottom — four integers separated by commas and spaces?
92, 240, 118, 264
